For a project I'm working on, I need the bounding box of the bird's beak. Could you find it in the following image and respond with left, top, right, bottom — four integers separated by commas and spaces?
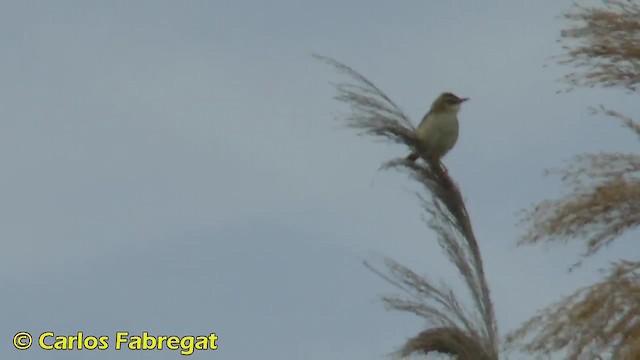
459, 97, 469, 103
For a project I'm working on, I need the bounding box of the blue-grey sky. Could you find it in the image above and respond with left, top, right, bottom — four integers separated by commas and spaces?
1, 1, 637, 359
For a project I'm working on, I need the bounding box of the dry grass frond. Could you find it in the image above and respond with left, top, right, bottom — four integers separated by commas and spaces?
511, 2, 640, 359
593, 105, 640, 139
312, 54, 420, 149
316, 54, 498, 359
555, 0, 640, 91
505, 260, 640, 359
399, 327, 490, 360
518, 108, 640, 264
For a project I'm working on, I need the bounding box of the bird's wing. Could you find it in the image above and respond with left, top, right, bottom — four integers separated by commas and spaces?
417, 109, 433, 128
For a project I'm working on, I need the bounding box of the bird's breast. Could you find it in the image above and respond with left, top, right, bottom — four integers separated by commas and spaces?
416, 112, 459, 159
417, 113, 459, 141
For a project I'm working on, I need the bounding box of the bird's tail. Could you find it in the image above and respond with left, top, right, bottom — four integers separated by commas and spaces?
405, 152, 420, 162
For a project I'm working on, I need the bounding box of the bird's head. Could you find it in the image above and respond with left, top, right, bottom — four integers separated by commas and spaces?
431, 92, 469, 114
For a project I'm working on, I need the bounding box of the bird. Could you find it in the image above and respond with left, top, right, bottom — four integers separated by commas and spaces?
406, 92, 469, 163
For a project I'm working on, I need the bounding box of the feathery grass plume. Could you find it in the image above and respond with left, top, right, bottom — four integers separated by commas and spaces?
509, 1, 640, 359
505, 260, 640, 360
518, 107, 640, 267
314, 54, 498, 359
555, 0, 640, 91
399, 327, 491, 360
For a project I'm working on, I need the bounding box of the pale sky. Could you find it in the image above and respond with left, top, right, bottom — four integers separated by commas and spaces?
1, 1, 637, 359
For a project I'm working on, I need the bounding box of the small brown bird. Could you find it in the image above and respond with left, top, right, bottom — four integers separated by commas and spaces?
406, 92, 469, 162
